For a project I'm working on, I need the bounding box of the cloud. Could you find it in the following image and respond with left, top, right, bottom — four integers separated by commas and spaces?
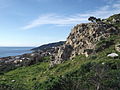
22, 1, 120, 30
22, 14, 88, 30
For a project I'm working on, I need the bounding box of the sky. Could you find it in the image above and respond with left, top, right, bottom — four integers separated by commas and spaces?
0, 0, 120, 47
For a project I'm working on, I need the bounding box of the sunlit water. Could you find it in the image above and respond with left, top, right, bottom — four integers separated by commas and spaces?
0, 47, 34, 57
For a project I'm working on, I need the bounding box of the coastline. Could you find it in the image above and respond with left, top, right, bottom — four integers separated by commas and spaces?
0, 47, 34, 58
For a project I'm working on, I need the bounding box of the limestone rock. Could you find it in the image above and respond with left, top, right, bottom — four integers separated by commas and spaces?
115, 43, 120, 52
50, 45, 73, 66
50, 17, 120, 65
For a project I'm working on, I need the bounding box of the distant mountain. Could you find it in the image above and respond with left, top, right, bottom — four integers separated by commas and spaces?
31, 41, 65, 51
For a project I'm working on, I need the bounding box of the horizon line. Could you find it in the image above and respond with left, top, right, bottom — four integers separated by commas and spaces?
0, 46, 36, 47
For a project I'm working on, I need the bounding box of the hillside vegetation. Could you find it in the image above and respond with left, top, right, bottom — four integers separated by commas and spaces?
0, 36, 120, 90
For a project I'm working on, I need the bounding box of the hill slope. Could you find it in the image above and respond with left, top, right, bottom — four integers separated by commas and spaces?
0, 14, 120, 90
31, 41, 65, 51
0, 46, 120, 90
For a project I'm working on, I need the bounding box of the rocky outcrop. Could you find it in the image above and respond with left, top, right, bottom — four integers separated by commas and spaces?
51, 17, 120, 65
50, 45, 73, 66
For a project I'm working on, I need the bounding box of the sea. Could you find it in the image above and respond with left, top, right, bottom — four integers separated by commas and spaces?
0, 47, 34, 58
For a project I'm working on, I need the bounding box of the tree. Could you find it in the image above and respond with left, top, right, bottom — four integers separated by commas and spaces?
88, 16, 97, 22
96, 18, 101, 22
88, 17, 102, 23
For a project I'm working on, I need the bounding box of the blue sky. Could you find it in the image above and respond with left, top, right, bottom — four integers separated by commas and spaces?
0, 0, 120, 46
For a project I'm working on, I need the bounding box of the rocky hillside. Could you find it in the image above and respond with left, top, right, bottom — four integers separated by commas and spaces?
51, 14, 120, 65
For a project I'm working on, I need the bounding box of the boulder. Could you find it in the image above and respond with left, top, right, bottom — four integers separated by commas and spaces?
107, 53, 119, 58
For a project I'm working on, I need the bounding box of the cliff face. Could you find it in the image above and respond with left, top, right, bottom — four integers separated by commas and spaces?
51, 14, 120, 65
66, 23, 119, 57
